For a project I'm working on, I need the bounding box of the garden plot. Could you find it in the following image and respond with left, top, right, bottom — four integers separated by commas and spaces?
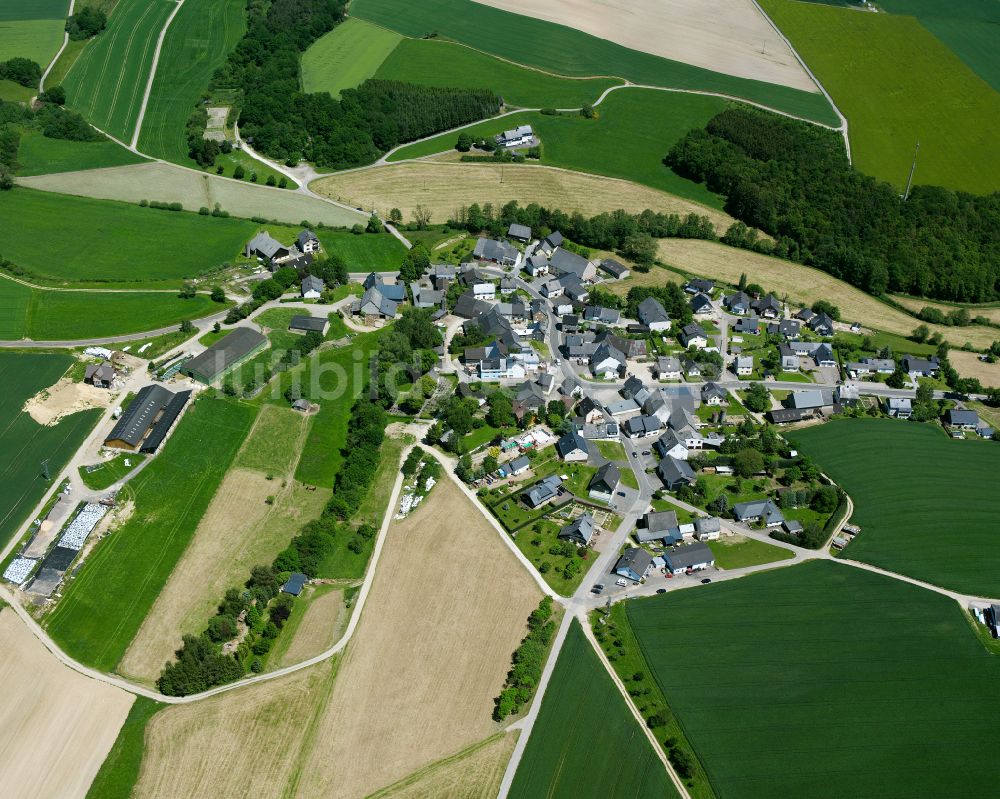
475, 0, 815, 91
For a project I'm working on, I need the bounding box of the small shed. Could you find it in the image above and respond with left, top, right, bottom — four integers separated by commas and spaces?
282, 572, 308, 596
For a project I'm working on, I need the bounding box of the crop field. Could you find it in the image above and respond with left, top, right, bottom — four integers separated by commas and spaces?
302, 17, 402, 98
20, 161, 366, 227
350, 0, 837, 125
313, 162, 735, 234
787, 418, 1000, 597
386, 89, 727, 207
15, 129, 146, 176
760, 0, 1000, 194
0, 353, 101, 549
509, 620, 677, 799
947, 349, 1000, 389
0, 188, 256, 284
627, 561, 1000, 797
63, 0, 176, 142
374, 38, 620, 109
656, 239, 998, 349
0, 609, 135, 799
45, 397, 258, 672
136, 0, 245, 164
0, 0, 67, 67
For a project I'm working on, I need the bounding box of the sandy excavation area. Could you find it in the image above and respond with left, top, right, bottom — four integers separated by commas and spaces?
24, 376, 113, 426
473, 0, 816, 91
0, 609, 134, 798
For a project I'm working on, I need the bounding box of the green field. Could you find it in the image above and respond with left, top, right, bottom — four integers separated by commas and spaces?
388, 89, 727, 208
267, 224, 406, 271
787, 418, 1000, 597
63, 0, 176, 141
0, 78, 35, 103
761, 0, 1000, 194
15, 129, 146, 176
45, 397, 257, 672
627, 561, 1000, 798
0, 0, 67, 67
509, 620, 679, 799
137, 0, 246, 163
302, 17, 401, 98
351, 0, 837, 126
0, 189, 257, 284
0, 352, 102, 548
374, 37, 620, 109
707, 536, 794, 569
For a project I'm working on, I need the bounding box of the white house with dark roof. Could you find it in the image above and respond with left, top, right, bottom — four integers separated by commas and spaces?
556, 430, 590, 462
663, 542, 714, 574
637, 297, 671, 332
496, 124, 534, 148
657, 356, 682, 381
615, 547, 654, 582
301, 275, 324, 299
679, 322, 708, 349
588, 463, 620, 503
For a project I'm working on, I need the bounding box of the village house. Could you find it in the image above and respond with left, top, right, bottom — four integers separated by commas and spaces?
496, 124, 534, 148
690, 292, 713, 315
615, 547, 654, 583
663, 542, 715, 575
732, 316, 759, 334
734, 355, 754, 376
636, 510, 680, 545
637, 297, 671, 332
556, 429, 590, 462
588, 463, 621, 503
84, 362, 115, 388
559, 514, 594, 546
685, 278, 714, 295
724, 291, 751, 315
679, 322, 708, 349
623, 415, 662, 439
732, 499, 785, 527
809, 312, 836, 336
300, 274, 324, 299
507, 223, 532, 242
524, 475, 564, 508
657, 456, 696, 490
657, 356, 682, 381
753, 294, 781, 319
473, 237, 519, 267
701, 383, 728, 406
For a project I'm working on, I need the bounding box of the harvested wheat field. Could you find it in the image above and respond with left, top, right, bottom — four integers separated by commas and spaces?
476, 0, 814, 91
275, 585, 347, 668
295, 475, 542, 798
891, 294, 1000, 326
657, 239, 998, 349
134, 661, 336, 799
0, 609, 134, 798
312, 162, 735, 230
368, 732, 519, 799
949, 350, 1000, 388
24, 376, 112, 425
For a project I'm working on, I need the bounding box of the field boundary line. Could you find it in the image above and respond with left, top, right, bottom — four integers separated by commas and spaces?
40, 0, 76, 92
0, 271, 206, 295
131, 0, 186, 149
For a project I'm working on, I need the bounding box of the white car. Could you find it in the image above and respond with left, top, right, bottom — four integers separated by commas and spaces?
615, 578, 628, 587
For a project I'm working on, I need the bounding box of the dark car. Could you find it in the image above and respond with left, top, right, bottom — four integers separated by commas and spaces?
701, 578, 712, 584
616, 491, 626, 497
631, 452, 638, 458
656, 588, 667, 594
642, 450, 650, 455
591, 584, 605, 594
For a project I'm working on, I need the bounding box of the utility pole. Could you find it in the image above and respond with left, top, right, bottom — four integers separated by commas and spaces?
41, 459, 50, 481
902, 141, 919, 201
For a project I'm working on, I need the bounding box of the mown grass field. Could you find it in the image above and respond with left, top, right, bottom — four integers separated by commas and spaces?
15, 129, 146, 176
0, 189, 256, 283
79, 453, 145, 491
63, 0, 176, 142
0, 0, 67, 66
787, 418, 1000, 597
351, 0, 837, 125
760, 0, 1000, 194
510, 620, 678, 798
302, 17, 401, 98
45, 397, 258, 672
387, 89, 726, 208
627, 561, 1000, 798
137, 0, 246, 163
374, 37, 620, 109
0, 78, 35, 103
0, 352, 101, 549
267, 224, 406, 271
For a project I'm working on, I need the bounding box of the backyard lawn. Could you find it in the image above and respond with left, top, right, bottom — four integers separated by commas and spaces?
707, 535, 793, 569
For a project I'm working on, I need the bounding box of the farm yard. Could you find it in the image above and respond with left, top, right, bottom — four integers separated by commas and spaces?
313, 162, 735, 233
626, 561, 1000, 798
18, 162, 366, 228
787, 418, 1000, 597
137, 0, 246, 164
62, 0, 176, 142
350, 0, 837, 125
302, 17, 402, 98
509, 620, 678, 799
0, 353, 101, 549
0, 609, 135, 799
44, 397, 258, 672
759, 0, 1000, 194
0, 0, 67, 67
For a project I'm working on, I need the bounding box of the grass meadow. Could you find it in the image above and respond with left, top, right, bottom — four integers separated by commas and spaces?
45, 397, 258, 672
266, 224, 406, 271
0, 78, 35, 103
509, 620, 679, 799
0, 353, 102, 549
79, 453, 145, 491
84, 697, 163, 799
63, 0, 176, 142
0, 189, 256, 284
15, 129, 146, 176
0, 0, 67, 66
136, 0, 246, 164
374, 37, 620, 109
760, 0, 1000, 194
351, 0, 837, 125
787, 418, 1000, 597
627, 561, 1000, 797
302, 17, 401, 98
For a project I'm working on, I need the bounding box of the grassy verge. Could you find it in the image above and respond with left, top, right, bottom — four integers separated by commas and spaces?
85, 697, 163, 799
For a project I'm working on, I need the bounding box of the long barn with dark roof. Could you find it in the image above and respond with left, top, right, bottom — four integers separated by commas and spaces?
104, 385, 192, 453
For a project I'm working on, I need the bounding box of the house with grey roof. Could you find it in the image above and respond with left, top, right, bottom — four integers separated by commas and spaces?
497, 124, 534, 148
508, 223, 532, 242
623, 414, 662, 439
657, 456, 695, 490
358, 286, 398, 318
702, 382, 728, 406
524, 475, 563, 508
538, 231, 564, 255
753, 294, 781, 319
641, 510, 679, 537
637, 297, 671, 332
686, 278, 714, 294
524, 252, 549, 277
690, 292, 713, 315
946, 409, 980, 430
599, 258, 630, 279
621, 375, 650, 404
606, 398, 640, 417
615, 547, 654, 582
584, 306, 621, 326
787, 389, 829, 410
559, 514, 594, 546
657, 356, 682, 381
556, 430, 590, 461
245, 231, 290, 264
734, 355, 753, 376
769, 319, 801, 339
506, 455, 531, 476
902, 356, 940, 377
779, 344, 799, 372
679, 323, 708, 349
724, 291, 751, 315
301, 274, 324, 299
549, 248, 595, 281
473, 237, 519, 266
695, 517, 721, 541
84, 362, 115, 388
588, 463, 621, 503
663, 542, 714, 574
296, 230, 320, 253
363, 272, 406, 301
767, 407, 811, 425
732, 499, 784, 526
289, 315, 329, 336
809, 312, 836, 336
591, 342, 627, 379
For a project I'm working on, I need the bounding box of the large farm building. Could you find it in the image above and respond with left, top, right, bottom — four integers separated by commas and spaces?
180, 328, 267, 385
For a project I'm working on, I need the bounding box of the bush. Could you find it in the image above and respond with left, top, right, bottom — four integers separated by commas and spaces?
66, 7, 107, 40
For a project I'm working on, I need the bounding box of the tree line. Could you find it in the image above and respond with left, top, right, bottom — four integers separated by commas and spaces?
494, 597, 556, 720
666, 106, 1000, 302
207, 0, 500, 168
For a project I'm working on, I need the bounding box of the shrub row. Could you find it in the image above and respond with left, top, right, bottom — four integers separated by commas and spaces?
493, 597, 556, 720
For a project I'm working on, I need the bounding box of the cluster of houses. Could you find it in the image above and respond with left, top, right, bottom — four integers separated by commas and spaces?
245, 229, 321, 273
80, 347, 127, 389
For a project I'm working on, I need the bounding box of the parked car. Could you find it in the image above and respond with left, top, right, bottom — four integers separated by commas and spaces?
591, 584, 604, 594
701, 578, 712, 584
615, 578, 628, 587
656, 588, 667, 594
641, 450, 650, 455
616, 491, 626, 497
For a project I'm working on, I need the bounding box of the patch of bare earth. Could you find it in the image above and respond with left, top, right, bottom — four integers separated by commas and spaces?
0, 610, 134, 798
23, 376, 112, 426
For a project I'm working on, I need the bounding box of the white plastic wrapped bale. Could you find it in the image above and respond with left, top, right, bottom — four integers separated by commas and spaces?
3, 557, 37, 584
58, 503, 108, 551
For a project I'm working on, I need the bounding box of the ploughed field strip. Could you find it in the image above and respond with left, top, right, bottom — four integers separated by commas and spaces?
626, 561, 1000, 798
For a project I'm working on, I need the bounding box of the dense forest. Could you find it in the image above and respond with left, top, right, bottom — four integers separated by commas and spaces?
666, 107, 1000, 302
209, 0, 500, 168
